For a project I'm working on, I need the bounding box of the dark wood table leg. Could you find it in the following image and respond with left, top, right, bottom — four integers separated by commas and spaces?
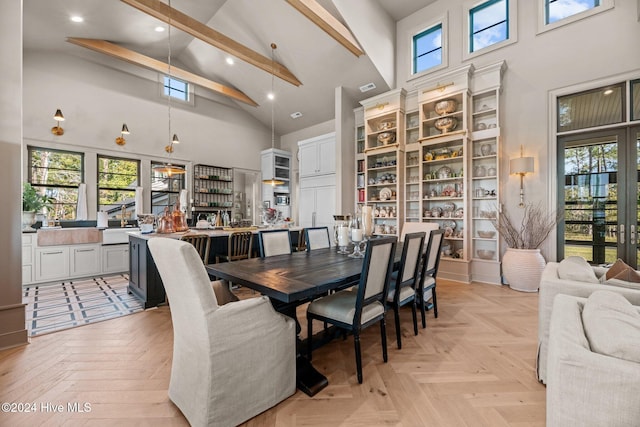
270, 298, 328, 396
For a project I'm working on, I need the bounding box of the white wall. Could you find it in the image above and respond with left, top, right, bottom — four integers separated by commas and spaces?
1, 0, 27, 349
396, 0, 640, 259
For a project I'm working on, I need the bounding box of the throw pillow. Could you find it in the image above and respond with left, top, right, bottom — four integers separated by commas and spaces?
557, 256, 599, 283
582, 290, 640, 363
606, 258, 633, 280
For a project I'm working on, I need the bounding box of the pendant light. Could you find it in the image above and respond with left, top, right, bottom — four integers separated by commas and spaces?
262, 43, 285, 187
153, 0, 185, 176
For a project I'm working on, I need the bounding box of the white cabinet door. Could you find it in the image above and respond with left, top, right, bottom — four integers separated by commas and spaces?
102, 244, 130, 274
299, 143, 318, 178
298, 185, 335, 230
35, 247, 69, 282
298, 133, 336, 177
70, 245, 101, 277
317, 138, 336, 175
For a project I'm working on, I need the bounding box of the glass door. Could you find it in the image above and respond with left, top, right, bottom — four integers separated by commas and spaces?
558, 128, 639, 268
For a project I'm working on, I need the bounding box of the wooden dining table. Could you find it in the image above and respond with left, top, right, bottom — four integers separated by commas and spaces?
205, 245, 401, 396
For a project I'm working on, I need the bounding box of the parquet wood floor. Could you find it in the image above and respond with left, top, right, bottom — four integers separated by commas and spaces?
0, 280, 545, 426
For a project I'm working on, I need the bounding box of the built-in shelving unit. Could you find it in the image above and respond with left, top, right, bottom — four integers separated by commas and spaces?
360, 89, 406, 236
192, 164, 233, 214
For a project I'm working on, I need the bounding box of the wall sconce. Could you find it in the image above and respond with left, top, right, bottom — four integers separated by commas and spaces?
115, 123, 130, 146
51, 109, 65, 135
510, 145, 535, 207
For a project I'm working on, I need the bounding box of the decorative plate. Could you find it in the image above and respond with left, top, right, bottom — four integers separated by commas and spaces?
444, 227, 454, 238
443, 220, 456, 230
379, 187, 392, 201
436, 166, 452, 179
454, 207, 464, 218
443, 201, 456, 212
430, 206, 443, 218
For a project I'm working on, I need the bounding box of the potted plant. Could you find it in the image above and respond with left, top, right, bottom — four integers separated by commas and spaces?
491, 202, 560, 292
22, 182, 52, 230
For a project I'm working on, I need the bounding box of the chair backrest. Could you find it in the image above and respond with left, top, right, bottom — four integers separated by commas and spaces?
400, 222, 439, 243
148, 238, 219, 323
304, 226, 331, 250
419, 229, 445, 289
355, 236, 396, 318
227, 231, 253, 261
295, 229, 307, 252
396, 232, 426, 287
258, 229, 292, 257
180, 233, 210, 264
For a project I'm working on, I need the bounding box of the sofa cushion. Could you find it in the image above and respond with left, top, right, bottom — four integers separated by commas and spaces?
605, 277, 640, 291
582, 290, 640, 363
557, 256, 599, 283
606, 258, 636, 280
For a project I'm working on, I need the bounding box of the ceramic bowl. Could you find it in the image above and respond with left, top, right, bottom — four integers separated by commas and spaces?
377, 132, 396, 145
434, 99, 457, 115
377, 120, 395, 131
477, 230, 496, 238
434, 117, 458, 133
477, 249, 495, 260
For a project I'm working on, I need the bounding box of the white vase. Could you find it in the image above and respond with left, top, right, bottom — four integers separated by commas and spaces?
502, 248, 546, 292
22, 211, 36, 231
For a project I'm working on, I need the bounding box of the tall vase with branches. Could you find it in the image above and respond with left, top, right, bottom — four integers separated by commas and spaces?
491, 202, 561, 292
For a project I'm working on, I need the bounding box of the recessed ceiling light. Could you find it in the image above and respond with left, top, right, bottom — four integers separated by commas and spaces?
290, 112, 303, 119
267, 92, 275, 101
154, 26, 165, 32
225, 57, 234, 65
359, 82, 376, 92
70, 15, 84, 23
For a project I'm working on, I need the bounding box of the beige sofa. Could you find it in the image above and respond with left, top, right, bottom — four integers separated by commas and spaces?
546, 294, 640, 426
537, 261, 640, 383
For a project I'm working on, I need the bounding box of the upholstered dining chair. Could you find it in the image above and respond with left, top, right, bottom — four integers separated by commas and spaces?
215, 231, 253, 263
147, 238, 296, 427
418, 228, 445, 327
180, 233, 210, 264
258, 229, 292, 257
306, 236, 397, 384
387, 231, 426, 349
304, 226, 331, 250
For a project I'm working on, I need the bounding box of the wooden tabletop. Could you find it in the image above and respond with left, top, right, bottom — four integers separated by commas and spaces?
206, 246, 401, 304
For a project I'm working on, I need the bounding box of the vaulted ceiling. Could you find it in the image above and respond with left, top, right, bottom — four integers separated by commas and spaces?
23, 0, 435, 135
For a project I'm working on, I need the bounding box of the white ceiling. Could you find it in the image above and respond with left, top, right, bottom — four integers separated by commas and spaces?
23, 0, 435, 135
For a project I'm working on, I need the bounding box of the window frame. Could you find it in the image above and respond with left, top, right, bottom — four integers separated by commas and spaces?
161, 75, 194, 106
150, 161, 186, 216
97, 155, 141, 219
27, 146, 84, 220
537, 0, 613, 34
462, 0, 518, 61
408, 13, 448, 82
412, 22, 444, 76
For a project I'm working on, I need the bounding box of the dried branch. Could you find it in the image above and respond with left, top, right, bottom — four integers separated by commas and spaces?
490, 202, 560, 249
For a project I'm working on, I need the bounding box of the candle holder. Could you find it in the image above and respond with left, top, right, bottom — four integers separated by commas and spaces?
348, 217, 364, 258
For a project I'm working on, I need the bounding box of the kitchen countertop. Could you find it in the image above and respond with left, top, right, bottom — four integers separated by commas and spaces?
127, 226, 303, 241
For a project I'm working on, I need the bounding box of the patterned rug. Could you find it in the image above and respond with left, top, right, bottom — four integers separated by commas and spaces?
23, 274, 145, 336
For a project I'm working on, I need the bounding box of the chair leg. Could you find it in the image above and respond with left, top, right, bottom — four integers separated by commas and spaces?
411, 300, 418, 336
380, 318, 388, 363
432, 287, 438, 318
354, 331, 363, 384
394, 306, 402, 349
307, 318, 313, 361
420, 294, 427, 329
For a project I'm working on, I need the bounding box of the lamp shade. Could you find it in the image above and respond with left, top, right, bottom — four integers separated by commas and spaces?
510, 157, 534, 175
53, 109, 65, 121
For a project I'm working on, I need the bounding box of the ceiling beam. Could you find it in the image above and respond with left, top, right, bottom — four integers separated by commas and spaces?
67, 37, 258, 107
120, 0, 302, 87
286, 0, 364, 57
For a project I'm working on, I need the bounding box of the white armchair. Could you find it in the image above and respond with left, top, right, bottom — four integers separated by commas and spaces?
148, 237, 296, 427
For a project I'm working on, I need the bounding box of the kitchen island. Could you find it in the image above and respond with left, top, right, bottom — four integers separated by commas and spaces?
127, 227, 302, 308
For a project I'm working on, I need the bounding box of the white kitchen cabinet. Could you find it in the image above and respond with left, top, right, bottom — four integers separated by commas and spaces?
299, 176, 336, 232
102, 244, 130, 274
70, 244, 101, 277
35, 247, 70, 282
22, 233, 35, 285
299, 133, 336, 178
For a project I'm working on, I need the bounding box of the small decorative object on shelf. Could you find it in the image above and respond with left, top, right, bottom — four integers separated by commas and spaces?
435, 117, 458, 134
434, 99, 457, 115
